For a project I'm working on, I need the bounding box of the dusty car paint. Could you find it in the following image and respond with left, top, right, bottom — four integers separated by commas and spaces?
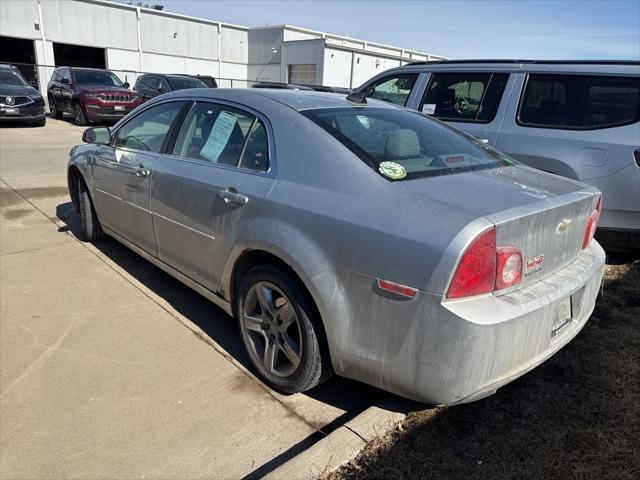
68, 89, 605, 404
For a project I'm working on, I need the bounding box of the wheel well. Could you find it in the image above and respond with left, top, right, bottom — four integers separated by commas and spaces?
231, 250, 296, 309
229, 249, 332, 365
67, 166, 82, 213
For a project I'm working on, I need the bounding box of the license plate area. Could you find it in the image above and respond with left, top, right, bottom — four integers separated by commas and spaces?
114, 105, 125, 112
3, 107, 20, 116
551, 296, 573, 337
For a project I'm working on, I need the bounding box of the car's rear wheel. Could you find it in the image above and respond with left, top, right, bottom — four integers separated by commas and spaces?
237, 265, 330, 393
73, 103, 87, 126
77, 177, 104, 242
49, 96, 63, 119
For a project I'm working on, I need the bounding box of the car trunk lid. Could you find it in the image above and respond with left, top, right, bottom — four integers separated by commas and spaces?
401, 165, 601, 289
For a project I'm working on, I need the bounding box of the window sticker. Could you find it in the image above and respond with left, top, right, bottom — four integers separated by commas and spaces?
378, 161, 406, 180
422, 104, 436, 115
200, 111, 237, 163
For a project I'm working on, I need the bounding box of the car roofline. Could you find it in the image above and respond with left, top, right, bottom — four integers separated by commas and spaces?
403, 59, 640, 66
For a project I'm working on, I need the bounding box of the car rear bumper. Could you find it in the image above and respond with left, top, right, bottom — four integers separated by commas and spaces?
326, 241, 605, 405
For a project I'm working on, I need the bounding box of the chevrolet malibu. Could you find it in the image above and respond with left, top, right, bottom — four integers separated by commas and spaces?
67, 89, 605, 404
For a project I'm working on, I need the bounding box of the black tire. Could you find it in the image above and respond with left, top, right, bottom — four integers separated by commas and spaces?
49, 96, 63, 119
33, 117, 46, 127
237, 265, 331, 393
73, 102, 88, 126
77, 177, 104, 242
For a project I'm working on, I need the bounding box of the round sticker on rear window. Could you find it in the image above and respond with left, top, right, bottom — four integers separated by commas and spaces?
378, 161, 406, 180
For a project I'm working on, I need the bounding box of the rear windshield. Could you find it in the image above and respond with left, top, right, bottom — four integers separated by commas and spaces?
73, 70, 124, 87
167, 76, 206, 90
301, 107, 511, 181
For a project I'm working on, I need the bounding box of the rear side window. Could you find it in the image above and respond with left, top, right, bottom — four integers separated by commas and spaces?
518, 74, 640, 130
365, 74, 418, 106
172, 102, 269, 172
421, 72, 509, 123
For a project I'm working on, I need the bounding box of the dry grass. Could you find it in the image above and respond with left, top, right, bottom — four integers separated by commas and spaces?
328, 255, 640, 480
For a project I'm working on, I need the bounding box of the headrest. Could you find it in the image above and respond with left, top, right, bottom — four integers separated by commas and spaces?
385, 129, 420, 158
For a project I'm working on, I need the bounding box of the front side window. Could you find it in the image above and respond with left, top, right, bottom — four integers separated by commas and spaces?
365, 74, 418, 106
302, 107, 511, 181
421, 72, 508, 123
172, 102, 269, 171
518, 74, 640, 130
72, 69, 124, 87
113, 102, 184, 153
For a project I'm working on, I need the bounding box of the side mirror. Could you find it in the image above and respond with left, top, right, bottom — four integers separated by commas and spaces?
123, 82, 130, 89
60, 78, 70, 85
83, 127, 111, 145
29, 79, 39, 88
157, 87, 166, 94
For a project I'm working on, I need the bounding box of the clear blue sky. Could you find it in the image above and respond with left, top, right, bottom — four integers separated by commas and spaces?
157, 0, 640, 59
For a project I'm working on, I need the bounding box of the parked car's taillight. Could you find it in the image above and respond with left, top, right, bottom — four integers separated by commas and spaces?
582, 195, 602, 249
446, 228, 523, 299
495, 247, 523, 291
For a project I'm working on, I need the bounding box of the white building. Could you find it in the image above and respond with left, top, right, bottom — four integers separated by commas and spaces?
248, 25, 447, 88
0, 0, 446, 93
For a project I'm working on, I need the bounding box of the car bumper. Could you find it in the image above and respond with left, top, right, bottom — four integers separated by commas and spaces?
0, 104, 46, 121
325, 241, 605, 405
83, 102, 142, 122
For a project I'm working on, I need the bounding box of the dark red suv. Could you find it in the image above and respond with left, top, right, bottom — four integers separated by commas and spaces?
47, 67, 143, 125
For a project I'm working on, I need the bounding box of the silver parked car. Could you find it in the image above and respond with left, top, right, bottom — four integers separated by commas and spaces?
355, 60, 640, 251
67, 89, 605, 405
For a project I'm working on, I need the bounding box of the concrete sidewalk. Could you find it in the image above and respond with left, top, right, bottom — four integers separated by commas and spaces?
0, 118, 401, 479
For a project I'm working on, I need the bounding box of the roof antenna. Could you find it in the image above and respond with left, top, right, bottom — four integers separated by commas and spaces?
346, 89, 367, 104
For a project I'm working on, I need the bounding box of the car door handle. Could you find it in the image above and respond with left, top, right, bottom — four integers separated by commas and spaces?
218, 188, 249, 205
135, 165, 150, 177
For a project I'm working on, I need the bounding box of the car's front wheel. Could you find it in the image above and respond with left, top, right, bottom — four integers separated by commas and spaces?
237, 265, 331, 393
49, 96, 63, 119
73, 103, 88, 126
77, 178, 104, 242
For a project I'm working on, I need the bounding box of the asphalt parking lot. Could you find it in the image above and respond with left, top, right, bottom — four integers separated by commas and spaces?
0, 117, 405, 479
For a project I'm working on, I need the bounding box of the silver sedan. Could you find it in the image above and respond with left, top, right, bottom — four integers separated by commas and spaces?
67, 88, 605, 404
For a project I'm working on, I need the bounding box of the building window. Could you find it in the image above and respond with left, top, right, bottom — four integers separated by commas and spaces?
288, 64, 317, 86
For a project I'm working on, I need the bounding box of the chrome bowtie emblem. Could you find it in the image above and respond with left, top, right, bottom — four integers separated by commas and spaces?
557, 218, 572, 233
5, 96, 15, 106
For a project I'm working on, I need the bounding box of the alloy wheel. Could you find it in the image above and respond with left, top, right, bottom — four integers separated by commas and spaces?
241, 281, 303, 378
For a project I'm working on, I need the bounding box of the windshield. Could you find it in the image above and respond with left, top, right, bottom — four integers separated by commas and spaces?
167, 76, 205, 90
0, 69, 28, 86
301, 107, 512, 181
73, 70, 124, 87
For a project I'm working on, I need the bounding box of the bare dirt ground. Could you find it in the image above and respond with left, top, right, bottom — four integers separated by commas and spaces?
328, 254, 640, 480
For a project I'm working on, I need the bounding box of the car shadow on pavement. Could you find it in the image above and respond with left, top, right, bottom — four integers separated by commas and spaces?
55, 202, 417, 421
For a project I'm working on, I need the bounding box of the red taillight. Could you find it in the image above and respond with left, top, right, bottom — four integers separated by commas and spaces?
495, 247, 523, 291
446, 228, 523, 299
446, 228, 497, 299
582, 194, 602, 249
